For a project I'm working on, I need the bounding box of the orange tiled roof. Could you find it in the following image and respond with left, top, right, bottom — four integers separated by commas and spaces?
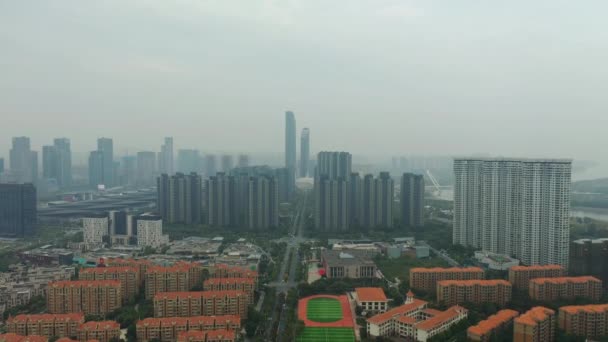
137, 315, 241, 327
146, 264, 192, 273
78, 321, 120, 331
467, 309, 519, 336
205, 330, 235, 339
0, 334, 48, 342
410, 267, 484, 274
422, 309, 442, 317
355, 287, 388, 302
509, 265, 564, 272
178, 330, 206, 339
8, 313, 84, 324
438, 279, 511, 287
153, 290, 247, 301
367, 298, 428, 325
530, 276, 601, 285
515, 307, 554, 327
80, 266, 138, 274
48, 280, 121, 287
204, 278, 256, 286
415, 306, 468, 331
396, 316, 417, 324
560, 304, 608, 315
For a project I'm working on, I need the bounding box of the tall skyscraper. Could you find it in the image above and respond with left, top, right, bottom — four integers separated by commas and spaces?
0, 183, 36, 237
53, 138, 72, 188
285, 111, 296, 200
401, 173, 425, 228
246, 175, 279, 229
362, 174, 376, 228
88, 151, 104, 188
42, 145, 57, 181
205, 173, 236, 227
177, 149, 201, 173
205, 154, 217, 178
221, 155, 234, 173
159, 137, 174, 175
10, 137, 38, 184
97, 138, 114, 187
300, 128, 310, 177
349, 173, 362, 227
119, 156, 137, 186
136, 152, 157, 187
314, 151, 353, 231
375, 172, 394, 228
0, 158, 4, 174
453, 158, 572, 267
157, 173, 203, 224
237, 154, 250, 168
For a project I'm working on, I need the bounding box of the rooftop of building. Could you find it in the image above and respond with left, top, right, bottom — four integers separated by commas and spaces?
467, 309, 519, 336
7, 313, 84, 323
559, 304, 608, 315
80, 266, 138, 274
48, 280, 121, 287
530, 276, 601, 285
415, 306, 468, 331
367, 298, 428, 325
410, 266, 484, 274
453, 157, 572, 163
572, 238, 608, 244
153, 290, 247, 300
515, 307, 554, 326
204, 278, 256, 285
79, 321, 120, 330
355, 287, 388, 302
138, 315, 240, 326
0, 333, 48, 342
438, 279, 511, 287
509, 264, 565, 272
321, 249, 376, 266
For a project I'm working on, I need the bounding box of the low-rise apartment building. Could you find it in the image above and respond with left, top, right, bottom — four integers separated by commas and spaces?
513, 307, 556, 342
153, 291, 248, 319
437, 279, 512, 307
79, 267, 139, 304
136, 315, 240, 342
0, 333, 48, 342
77, 321, 120, 342
558, 304, 608, 339
467, 309, 519, 342
210, 265, 258, 281
203, 278, 255, 305
409, 267, 484, 293
46, 280, 121, 316
508, 265, 565, 291
176, 330, 235, 342
6, 314, 84, 339
354, 287, 388, 314
529, 276, 602, 302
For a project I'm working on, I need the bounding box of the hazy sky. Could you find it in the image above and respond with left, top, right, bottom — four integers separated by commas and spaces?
1, 1, 607, 162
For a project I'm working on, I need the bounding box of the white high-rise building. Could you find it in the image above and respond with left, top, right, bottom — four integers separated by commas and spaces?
83, 216, 109, 248
137, 215, 169, 248
453, 158, 572, 267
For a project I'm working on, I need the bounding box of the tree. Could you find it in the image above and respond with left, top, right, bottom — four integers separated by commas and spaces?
295, 320, 305, 338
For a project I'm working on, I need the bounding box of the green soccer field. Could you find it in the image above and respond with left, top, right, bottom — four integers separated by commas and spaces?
296, 327, 355, 342
306, 297, 343, 322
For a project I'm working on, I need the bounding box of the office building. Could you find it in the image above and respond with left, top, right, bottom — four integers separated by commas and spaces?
79, 267, 140, 304
0, 183, 36, 237
157, 173, 203, 224
570, 238, 608, 287
46, 280, 121, 316
82, 215, 108, 248
97, 138, 114, 187
375, 172, 394, 228
153, 291, 249, 319
42, 139, 71, 188
300, 128, 310, 177
177, 149, 201, 173
453, 158, 572, 267
366, 291, 468, 341
513, 307, 555, 342
136, 316, 240, 342
285, 111, 296, 199
137, 215, 169, 248
508, 265, 566, 291
558, 304, 608, 339
77, 321, 120, 342
409, 267, 484, 294
159, 137, 174, 175
10, 137, 38, 184
204, 154, 217, 178
6, 313, 84, 339
321, 249, 377, 279
401, 173, 424, 227
203, 278, 255, 304
437, 279, 512, 307
529, 276, 602, 302
136, 151, 157, 187
220, 155, 233, 173
354, 287, 388, 314
237, 154, 249, 168
467, 309, 519, 342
